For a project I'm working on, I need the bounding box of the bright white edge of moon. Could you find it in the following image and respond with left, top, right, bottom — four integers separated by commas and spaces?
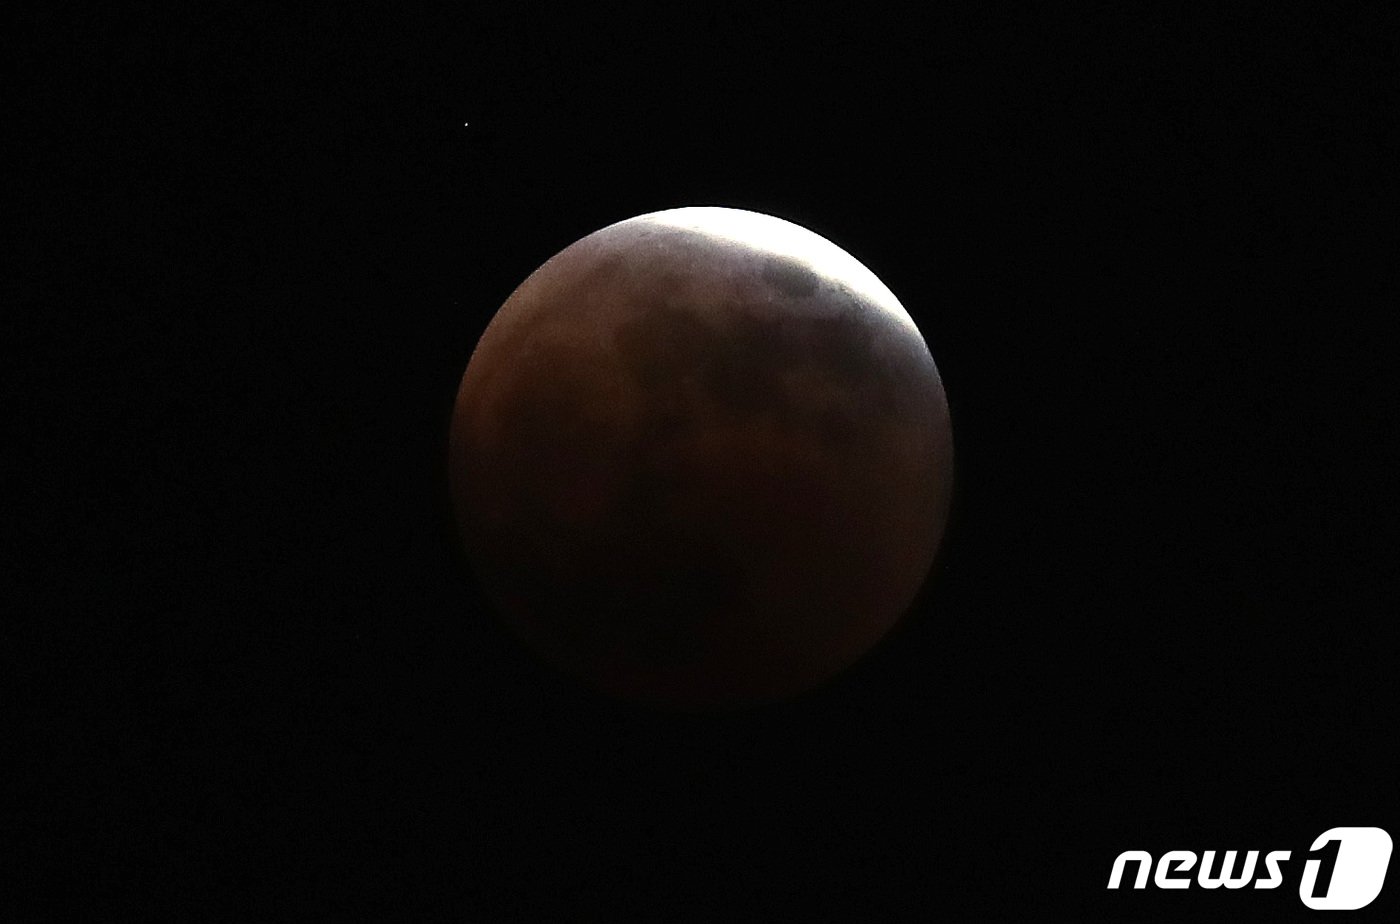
622, 206, 921, 336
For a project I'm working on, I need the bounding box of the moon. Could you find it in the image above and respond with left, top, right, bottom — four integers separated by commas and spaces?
449, 207, 953, 708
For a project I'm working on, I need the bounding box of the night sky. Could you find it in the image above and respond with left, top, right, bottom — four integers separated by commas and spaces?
13, 5, 1399, 918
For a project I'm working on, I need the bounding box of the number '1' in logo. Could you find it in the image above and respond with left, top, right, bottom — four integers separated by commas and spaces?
1299, 827, 1392, 911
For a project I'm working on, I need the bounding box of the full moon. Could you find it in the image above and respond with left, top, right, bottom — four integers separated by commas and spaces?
450, 207, 953, 708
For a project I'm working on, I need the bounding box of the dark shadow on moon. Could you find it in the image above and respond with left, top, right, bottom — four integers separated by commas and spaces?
612, 295, 913, 450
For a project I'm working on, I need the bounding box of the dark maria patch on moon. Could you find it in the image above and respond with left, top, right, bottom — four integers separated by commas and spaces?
762, 255, 820, 297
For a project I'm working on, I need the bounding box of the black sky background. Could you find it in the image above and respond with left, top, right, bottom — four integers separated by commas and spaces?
11, 4, 1399, 919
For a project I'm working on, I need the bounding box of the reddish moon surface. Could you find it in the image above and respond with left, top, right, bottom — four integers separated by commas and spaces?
449, 208, 953, 708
